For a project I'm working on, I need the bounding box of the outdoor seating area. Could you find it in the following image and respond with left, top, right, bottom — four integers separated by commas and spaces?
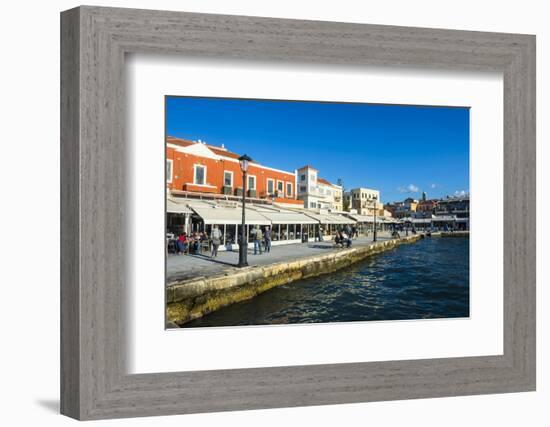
167, 231, 212, 255
166, 197, 468, 258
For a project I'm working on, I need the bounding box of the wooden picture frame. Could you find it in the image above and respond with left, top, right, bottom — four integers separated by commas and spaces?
60, 6, 536, 420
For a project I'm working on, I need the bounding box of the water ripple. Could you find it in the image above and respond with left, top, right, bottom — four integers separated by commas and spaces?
184, 237, 470, 327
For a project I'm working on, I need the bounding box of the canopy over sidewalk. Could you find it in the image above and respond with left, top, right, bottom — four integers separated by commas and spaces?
303, 212, 355, 225
251, 208, 318, 224
167, 198, 193, 214
188, 202, 270, 225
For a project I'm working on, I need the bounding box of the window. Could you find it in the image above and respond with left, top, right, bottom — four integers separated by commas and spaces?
310, 174, 316, 182
310, 202, 317, 208
248, 175, 256, 190
286, 182, 293, 197
166, 159, 173, 183
223, 171, 233, 187
300, 174, 306, 181
194, 165, 206, 185
277, 181, 284, 195
300, 185, 307, 192
267, 179, 275, 195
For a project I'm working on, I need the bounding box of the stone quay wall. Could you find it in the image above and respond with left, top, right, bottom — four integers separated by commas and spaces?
167, 234, 424, 326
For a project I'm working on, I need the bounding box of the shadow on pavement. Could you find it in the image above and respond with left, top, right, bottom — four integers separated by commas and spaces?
188, 253, 238, 267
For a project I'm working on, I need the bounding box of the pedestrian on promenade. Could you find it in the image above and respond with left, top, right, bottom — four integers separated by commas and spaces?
317, 226, 324, 242
176, 232, 188, 254
210, 225, 222, 258
264, 226, 272, 253
342, 230, 352, 248
345, 224, 352, 238
352, 225, 358, 239
252, 225, 263, 255
335, 230, 344, 248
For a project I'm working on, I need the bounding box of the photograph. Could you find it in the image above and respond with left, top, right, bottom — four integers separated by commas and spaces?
165, 96, 470, 328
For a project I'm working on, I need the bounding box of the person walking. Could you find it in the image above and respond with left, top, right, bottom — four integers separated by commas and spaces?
210, 225, 222, 258
317, 225, 324, 242
264, 226, 272, 253
252, 225, 263, 255
345, 224, 352, 239
345, 231, 352, 248
176, 232, 188, 254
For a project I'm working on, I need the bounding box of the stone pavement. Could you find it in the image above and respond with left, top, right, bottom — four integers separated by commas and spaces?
167, 232, 396, 284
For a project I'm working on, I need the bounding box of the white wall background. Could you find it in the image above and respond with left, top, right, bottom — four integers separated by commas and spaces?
0, 1, 547, 426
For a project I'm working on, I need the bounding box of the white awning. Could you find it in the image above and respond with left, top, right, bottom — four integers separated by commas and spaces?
304, 212, 355, 225
411, 218, 432, 224
190, 205, 271, 225
255, 210, 318, 224
432, 215, 457, 222
343, 213, 400, 223
344, 213, 374, 223
167, 199, 193, 214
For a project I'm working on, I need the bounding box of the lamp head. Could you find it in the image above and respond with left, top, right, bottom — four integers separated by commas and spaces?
239, 154, 252, 173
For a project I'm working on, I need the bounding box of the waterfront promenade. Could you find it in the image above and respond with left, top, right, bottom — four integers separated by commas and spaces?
167, 233, 395, 284
166, 232, 435, 326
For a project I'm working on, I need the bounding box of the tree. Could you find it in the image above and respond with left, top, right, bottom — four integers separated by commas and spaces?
343, 197, 350, 212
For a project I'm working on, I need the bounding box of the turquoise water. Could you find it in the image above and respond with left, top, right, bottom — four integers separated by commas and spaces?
183, 237, 470, 327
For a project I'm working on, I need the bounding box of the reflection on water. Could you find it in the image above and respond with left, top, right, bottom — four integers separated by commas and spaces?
183, 237, 469, 327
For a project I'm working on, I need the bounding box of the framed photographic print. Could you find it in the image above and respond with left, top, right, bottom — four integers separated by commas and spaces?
61, 6, 536, 420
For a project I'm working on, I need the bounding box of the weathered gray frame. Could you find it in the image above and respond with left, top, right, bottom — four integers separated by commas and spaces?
60, 5, 536, 420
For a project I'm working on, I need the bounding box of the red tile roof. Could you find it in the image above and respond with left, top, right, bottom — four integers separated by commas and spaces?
166, 136, 241, 160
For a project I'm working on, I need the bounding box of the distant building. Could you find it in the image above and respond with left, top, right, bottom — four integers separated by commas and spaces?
435, 195, 470, 218
391, 197, 419, 219
343, 187, 384, 216
296, 165, 343, 211
415, 199, 439, 218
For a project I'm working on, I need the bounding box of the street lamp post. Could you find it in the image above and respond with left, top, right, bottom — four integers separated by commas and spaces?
238, 154, 252, 268
373, 195, 378, 242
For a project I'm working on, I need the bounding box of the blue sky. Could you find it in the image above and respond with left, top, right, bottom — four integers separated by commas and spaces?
166, 96, 469, 203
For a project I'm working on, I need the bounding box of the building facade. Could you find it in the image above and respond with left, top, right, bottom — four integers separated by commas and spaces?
296, 166, 343, 211
435, 195, 470, 218
343, 187, 383, 216
390, 197, 419, 219
166, 136, 303, 207
415, 199, 439, 218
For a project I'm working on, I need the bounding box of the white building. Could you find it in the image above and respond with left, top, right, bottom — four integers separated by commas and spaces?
296, 165, 343, 211
344, 187, 384, 215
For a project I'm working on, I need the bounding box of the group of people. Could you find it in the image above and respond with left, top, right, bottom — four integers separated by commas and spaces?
174, 231, 208, 255
172, 222, 369, 259
250, 225, 272, 255
172, 226, 224, 258
334, 224, 354, 248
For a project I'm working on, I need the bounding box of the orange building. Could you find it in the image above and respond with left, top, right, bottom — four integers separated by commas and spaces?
166, 136, 303, 207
